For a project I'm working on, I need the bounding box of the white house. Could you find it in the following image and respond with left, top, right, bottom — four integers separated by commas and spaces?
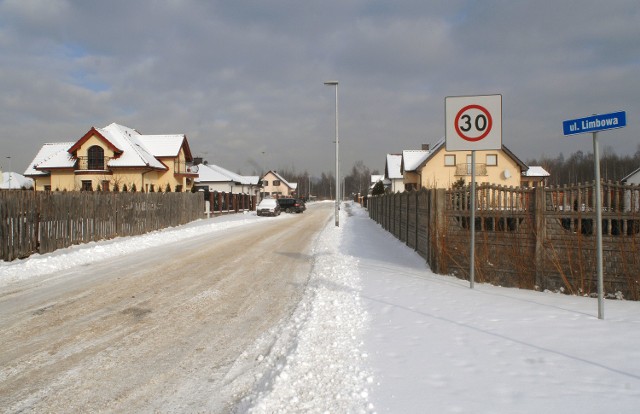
261, 170, 297, 198
194, 163, 261, 199
384, 154, 404, 193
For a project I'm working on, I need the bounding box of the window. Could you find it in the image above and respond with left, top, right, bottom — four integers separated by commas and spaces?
273, 179, 281, 186
486, 154, 498, 166
262, 180, 269, 186
81, 180, 93, 191
88, 146, 105, 170
444, 154, 456, 166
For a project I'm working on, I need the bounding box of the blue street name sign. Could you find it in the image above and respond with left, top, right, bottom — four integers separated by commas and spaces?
563, 111, 626, 136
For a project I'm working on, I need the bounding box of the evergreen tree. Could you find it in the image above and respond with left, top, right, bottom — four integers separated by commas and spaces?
371, 180, 385, 196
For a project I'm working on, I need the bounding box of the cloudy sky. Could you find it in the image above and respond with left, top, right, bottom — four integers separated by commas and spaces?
1, 0, 638, 177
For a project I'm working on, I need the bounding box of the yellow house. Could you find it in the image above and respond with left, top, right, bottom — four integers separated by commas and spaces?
403, 139, 528, 189
260, 170, 297, 198
24, 123, 197, 192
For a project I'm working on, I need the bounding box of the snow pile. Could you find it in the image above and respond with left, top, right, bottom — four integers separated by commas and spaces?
236, 211, 372, 413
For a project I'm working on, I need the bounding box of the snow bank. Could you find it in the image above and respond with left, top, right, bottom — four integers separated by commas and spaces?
235, 207, 372, 413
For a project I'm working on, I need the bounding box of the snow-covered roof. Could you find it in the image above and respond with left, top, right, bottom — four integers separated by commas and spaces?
195, 164, 233, 183
1, 172, 34, 189
385, 154, 403, 179
27, 123, 192, 174
137, 134, 186, 158
244, 176, 260, 185
402, 150, 430, 172
98, 123, 166, 169
523, 166, 551, 177
621, 166, 640, 183
24, 142, 75, 176
195, 163, 260, 186
371, 174, 384, 183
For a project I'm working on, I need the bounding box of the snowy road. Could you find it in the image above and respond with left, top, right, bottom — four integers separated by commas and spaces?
0, 203, 333, 413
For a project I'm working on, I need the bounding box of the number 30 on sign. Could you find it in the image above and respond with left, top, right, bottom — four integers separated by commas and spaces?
445, 94, 502, 151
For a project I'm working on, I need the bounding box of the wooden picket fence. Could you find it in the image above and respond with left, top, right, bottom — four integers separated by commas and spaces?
0, 191, 204, 262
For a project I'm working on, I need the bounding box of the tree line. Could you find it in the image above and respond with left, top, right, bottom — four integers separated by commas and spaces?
527, 144, 640, 186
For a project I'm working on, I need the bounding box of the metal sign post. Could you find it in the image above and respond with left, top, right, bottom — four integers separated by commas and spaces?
446, 94, 502, 289
593, 132, 604, 319
563, 110, 626, 320
470, 150, 476, 289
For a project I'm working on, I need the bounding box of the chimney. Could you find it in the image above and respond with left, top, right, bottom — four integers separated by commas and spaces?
422, 144, 430, 151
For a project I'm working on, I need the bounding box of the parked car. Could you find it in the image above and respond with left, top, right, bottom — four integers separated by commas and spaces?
277, 198, 305, 213
257, 198, 281, 216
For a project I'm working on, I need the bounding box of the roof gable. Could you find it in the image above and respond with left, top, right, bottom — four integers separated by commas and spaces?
68, 127, 122, 155
413, 138, 528, 173
385, 154, 403, 179
263, 170, 295, 189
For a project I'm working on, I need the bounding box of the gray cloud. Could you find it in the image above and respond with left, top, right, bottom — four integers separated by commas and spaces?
1, 0, 638, 177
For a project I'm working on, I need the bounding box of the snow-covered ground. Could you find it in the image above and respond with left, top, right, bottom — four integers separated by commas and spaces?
2, 201, 640, 413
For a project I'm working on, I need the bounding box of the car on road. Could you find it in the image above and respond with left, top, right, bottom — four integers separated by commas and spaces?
256, 198, 281, 216
277, 198, 305, 213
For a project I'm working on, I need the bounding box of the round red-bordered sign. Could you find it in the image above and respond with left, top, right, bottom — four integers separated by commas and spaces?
454, 104, 493, 142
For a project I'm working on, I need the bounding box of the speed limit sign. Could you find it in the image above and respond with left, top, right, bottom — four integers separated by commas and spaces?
445, 94, 502, 151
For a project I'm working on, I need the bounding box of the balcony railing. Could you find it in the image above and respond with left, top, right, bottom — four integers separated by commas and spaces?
455, 163, 487, 176
174, 162, 199, 175
76, 156, 111, 171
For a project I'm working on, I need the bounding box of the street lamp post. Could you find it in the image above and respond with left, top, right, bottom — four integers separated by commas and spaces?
324, 80, 339, 227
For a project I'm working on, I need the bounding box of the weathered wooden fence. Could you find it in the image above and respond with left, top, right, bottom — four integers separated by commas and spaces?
369, 181, 640, 300
1, 191, 204, 262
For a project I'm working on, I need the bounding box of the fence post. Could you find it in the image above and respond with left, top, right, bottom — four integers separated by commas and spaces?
429, 189, 446, 273
415, 191, 419, 250
534, 185, 546, 290
406, 192, 410, 246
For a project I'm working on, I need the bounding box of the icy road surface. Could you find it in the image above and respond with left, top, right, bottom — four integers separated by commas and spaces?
0, 203, 335, 413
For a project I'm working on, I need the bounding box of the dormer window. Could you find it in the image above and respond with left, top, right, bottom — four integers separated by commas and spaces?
88, 146, 105, 170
